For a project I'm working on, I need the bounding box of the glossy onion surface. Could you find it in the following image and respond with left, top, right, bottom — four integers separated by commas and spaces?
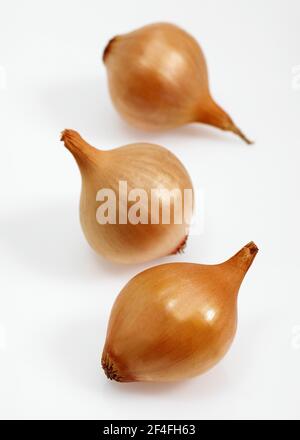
62, 129, 193, 264
104, 23, 252, 144
102, 242, 258, 382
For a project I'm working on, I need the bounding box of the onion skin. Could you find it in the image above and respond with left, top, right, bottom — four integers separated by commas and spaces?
61, 130, 193, 264
104, 23, 252, 144
102, 242, 258, 382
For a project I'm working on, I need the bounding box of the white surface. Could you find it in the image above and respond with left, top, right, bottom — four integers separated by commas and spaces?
0, 0, 300, 420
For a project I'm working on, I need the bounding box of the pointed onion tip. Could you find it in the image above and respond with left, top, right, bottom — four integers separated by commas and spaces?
231, 125, 254, 145
244, 241, 259, 255
60, 129, 80, 143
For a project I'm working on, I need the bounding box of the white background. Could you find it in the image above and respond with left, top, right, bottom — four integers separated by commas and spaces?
0, 0, 300, 420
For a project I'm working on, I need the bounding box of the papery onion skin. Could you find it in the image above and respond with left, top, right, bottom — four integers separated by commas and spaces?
103, 23, 252, 144
61, 129, 193, 264
101, 242, 258, 382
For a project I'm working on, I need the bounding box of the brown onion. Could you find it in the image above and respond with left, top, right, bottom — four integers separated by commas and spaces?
103, 22, 252, 144
102, 242, 258, 382
61, 129, 193, 264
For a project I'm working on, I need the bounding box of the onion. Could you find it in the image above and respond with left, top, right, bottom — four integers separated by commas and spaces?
61, 129, 193, 264
101, 242, 258, 382
103, 22, 252, 144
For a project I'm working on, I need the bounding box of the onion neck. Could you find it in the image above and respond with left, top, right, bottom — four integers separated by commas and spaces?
223, 241, 258, 288
197, 97, 253, 145
61, 129, 100, 168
